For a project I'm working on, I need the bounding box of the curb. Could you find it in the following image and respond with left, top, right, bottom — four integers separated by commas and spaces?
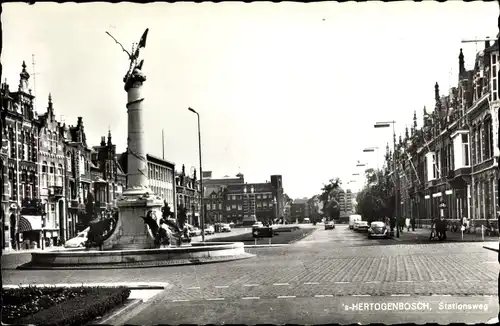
93, 298, 143, 325
244, 244, 288, 248
16, 253, 256, 270
483, 246, 499, 253
3, 282, 169, 290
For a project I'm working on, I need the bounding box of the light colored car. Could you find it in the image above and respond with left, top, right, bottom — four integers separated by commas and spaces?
354, 220, 369, 232
349, 214, 362, 229
189, 227, 202, 237
252, 221, 264, 228
325, 220, 335, 230
368, 221, 389, 238
64, 229, 89, 248
204, 225, 215, 235
221, 224, 231, 232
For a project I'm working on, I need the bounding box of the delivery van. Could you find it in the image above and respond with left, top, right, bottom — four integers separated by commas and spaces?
349, 214, 362, 229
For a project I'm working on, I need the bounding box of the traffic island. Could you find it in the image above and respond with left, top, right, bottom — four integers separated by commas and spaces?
17, 242, 255, 270
205, 227, 315, 245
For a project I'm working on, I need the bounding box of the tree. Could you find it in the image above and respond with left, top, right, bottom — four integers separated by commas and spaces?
319, 178, 342, 219
356, 169, 395, 225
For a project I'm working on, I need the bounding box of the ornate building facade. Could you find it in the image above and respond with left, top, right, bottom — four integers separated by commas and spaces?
175, 164, 200, 226
386, 40, 499, 224
38, 94, 66, 244
62, 117, 93, 236
90, 131, 126, 219
1, 62, 41, 250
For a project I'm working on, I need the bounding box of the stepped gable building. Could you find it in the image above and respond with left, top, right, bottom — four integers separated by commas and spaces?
38, 93, 67, 244
387, 39, 499, 224
62, 116, 93, 235
90, 130, 126, 218
175, 164, 201, 226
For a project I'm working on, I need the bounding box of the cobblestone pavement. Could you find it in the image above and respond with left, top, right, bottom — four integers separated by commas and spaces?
4, 225, 498, 299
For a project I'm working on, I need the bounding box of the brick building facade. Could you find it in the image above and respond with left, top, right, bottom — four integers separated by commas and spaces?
389, 40, 499, 223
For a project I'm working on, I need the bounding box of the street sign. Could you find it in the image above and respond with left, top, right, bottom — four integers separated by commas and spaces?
252, 227, 273, 238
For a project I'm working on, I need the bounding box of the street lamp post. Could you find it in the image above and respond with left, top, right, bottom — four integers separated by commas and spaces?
188, 107, 205, 242
374, 121, 399, 238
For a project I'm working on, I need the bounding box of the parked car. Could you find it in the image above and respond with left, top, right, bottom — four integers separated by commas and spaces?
204, 225, 215, 235
354, 220, 369, 232
189, 227, 202, 237
64, 228, 89, 248
349, 214, 362, 229
252, 221, 264, 228
221, 224, 231, 232
368, 221, 389, 238
325, 220, 335, 230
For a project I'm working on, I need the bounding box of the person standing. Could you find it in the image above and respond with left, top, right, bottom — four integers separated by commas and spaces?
405, 217, 411, 232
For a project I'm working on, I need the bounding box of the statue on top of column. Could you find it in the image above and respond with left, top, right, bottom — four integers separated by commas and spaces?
105, 28, 149, 89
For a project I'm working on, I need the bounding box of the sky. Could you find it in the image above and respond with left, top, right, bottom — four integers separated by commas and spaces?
2, 2, 498, 199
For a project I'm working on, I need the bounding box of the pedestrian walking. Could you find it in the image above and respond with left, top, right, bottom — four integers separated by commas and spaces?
411, 217, 415, 231
405, 217, 411, 232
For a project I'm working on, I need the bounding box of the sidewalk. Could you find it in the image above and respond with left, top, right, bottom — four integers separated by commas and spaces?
391, 227, 499, 243
2, 246, 70, 256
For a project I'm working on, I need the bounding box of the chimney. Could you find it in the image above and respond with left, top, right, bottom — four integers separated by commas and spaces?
485, 39, 491, 49
100, 136, 106, 146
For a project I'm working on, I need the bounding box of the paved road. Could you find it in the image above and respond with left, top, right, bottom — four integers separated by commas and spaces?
3, 224, 499, 324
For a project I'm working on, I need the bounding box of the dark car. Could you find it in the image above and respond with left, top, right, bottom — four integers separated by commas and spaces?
368, 221, 389, 239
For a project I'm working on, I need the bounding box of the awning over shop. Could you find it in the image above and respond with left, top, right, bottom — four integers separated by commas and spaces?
18, 215, 42, 233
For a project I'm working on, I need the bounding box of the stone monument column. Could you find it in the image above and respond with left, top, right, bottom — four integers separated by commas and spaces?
102, 28, 163, 250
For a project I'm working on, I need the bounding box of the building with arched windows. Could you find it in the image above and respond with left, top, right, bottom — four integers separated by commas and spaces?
385, 39, 499, 225
1, 62, 41, 250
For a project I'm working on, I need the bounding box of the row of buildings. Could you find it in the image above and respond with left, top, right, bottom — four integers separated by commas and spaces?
0, 61, 289, 250
381, 39, 499, 223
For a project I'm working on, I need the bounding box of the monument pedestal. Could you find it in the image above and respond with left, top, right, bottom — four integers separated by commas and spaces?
103, 188, 163, 250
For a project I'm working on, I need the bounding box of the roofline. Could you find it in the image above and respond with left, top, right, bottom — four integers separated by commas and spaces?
146, 153, 175, 168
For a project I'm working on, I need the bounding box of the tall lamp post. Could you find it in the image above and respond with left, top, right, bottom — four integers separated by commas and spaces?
374, 120, 399, 238
188, 107, 205, 242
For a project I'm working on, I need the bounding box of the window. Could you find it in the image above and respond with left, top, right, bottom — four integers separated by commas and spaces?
257, 195, 261, 199
211, 203, 216, 210
42, 161, 48, 188
237, 204, 242, 211
226, 206, 230, 211
218, 203, 222, 210
462, 134, 470, 166
57, 164, 63, 186
492, 53, 498, 101
231, 204, 236, 210
49, 162, 55, 186
80, 155, 85, 175
67, 153, 72, 173
432, 153, 438, 179
484, 119, 491, 159
476, 126, 482, 163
